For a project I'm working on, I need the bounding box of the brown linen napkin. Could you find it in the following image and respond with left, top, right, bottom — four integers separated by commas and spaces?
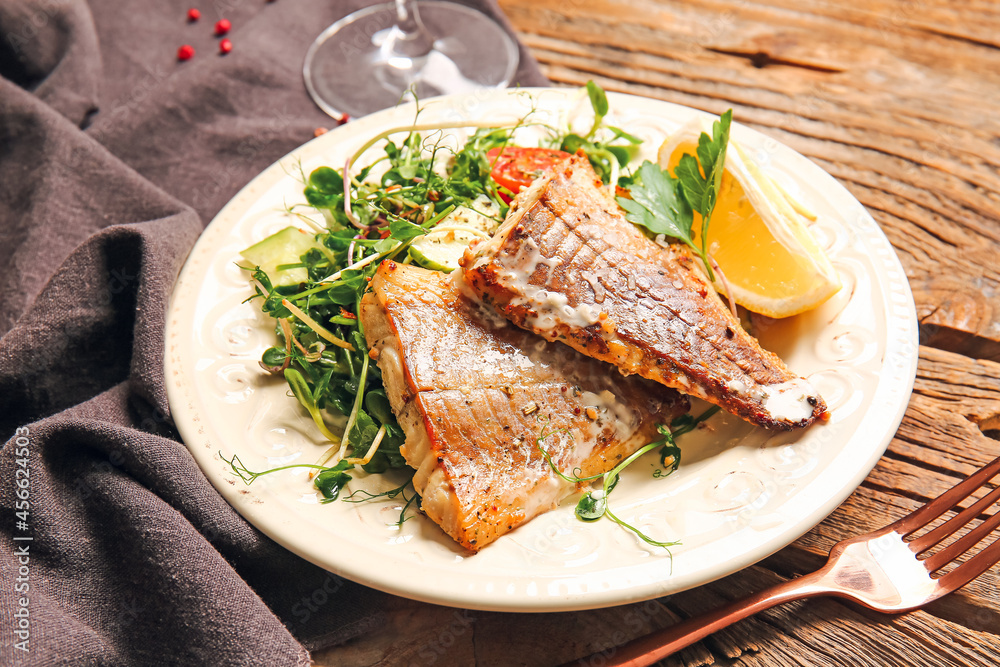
0, 1, 548, 664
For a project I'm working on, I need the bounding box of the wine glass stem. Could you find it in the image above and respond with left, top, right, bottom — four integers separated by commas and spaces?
385, 0, 434, 60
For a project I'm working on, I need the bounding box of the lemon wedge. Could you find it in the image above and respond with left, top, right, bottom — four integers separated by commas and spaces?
658, 120, 840, 318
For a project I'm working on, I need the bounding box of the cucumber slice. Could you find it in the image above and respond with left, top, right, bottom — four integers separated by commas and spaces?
410, 229, 482, 272
410, 198, 501, 272
240, 226, 319, 286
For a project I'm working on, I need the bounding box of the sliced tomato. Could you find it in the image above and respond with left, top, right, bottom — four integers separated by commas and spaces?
486, 147, 571, 201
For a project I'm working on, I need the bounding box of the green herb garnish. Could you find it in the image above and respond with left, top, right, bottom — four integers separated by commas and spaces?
345, 479, 421, 528
222, 452, 415, 519
616, 110, 733, 280
555, 80, 642, 184
222, 452, 354, 503
540, 406, 720, 551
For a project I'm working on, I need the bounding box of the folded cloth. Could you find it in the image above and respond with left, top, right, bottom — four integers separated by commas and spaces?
0, 1, 548, 664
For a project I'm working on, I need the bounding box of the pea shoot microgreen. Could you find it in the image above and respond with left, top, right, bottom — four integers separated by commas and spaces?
221, 452, 354, 503
345, 480, 421, 528
222, 451, 419, 524
539, 406, 721, 550
556, 80, 643, 184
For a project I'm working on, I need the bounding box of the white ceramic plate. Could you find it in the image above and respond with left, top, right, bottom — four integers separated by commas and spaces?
165, 88, 918, 612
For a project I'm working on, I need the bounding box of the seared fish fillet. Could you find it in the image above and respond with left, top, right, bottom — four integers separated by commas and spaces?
461, 155, 827, 430
360, 262, 688, 551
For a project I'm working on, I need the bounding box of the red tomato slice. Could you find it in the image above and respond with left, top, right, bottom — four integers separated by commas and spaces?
486, 147, 571, 201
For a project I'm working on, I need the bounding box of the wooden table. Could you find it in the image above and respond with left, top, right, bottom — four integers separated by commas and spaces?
314, 1, 1000, 664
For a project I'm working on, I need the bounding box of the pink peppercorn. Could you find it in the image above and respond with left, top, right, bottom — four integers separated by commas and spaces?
187, 8, 200, 21
215, 19, 231, 35
177, 45, 195, 61
219, 38, 232, 55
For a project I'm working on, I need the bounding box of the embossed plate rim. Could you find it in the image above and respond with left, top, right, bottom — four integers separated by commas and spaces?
165, 88, 918, 612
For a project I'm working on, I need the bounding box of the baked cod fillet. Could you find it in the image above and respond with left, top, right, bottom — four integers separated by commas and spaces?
461, 154, 827, 430
360, 262, 688, 551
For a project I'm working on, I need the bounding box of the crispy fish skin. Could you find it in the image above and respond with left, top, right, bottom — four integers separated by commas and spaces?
461, 155, 827, 430
360, 262, 688, 551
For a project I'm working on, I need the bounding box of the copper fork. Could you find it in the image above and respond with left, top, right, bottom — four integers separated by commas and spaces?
566, 454, 1000, 667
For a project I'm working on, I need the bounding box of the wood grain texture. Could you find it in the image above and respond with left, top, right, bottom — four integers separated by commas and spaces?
312, 1, 1000, 664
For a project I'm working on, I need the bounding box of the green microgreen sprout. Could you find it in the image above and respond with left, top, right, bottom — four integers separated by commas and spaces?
284, 367, 341, 445
345, 479, 421, 528
553, 80, 643, 186
221, 452, 355, 503
539, 406, 721, 553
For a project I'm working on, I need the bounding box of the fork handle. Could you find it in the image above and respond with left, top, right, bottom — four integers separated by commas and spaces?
564, 569, 833, 667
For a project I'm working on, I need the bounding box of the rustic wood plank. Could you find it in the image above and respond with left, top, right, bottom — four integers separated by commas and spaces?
471, 602, 712, 667
499, 0, 1000, 346
910, 346, 1000, 430
313, 596, 477, 666
662, 564, 1000, 666
314, 596, 714, 667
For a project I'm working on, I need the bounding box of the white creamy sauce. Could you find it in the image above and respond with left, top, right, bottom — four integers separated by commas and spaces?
557, 302, 602, 329
449, 268, 482, 302
515, 356, 536, 370
581, 270, 606, 303
676, 374, 709, 401
726, 378, 747, 393
760, 378, 817, 423
498, 237, 602, 332
499, 237, 560, 293
579, 389, 639, 442
675, 374, 692, 389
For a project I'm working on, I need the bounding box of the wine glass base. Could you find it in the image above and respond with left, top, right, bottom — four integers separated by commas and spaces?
304, 2, 520, 119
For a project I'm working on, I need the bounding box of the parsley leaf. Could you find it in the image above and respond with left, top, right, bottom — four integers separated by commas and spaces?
617, 161, 694, 243
616, 110, 733, 280
677, 109, 732, 260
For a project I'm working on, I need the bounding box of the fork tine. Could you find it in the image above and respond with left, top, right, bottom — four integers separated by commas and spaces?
892, 455, 1000, 536
935, 530, 1000, 594
922, 505, 1000, 573
909, 484, 1000, 554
